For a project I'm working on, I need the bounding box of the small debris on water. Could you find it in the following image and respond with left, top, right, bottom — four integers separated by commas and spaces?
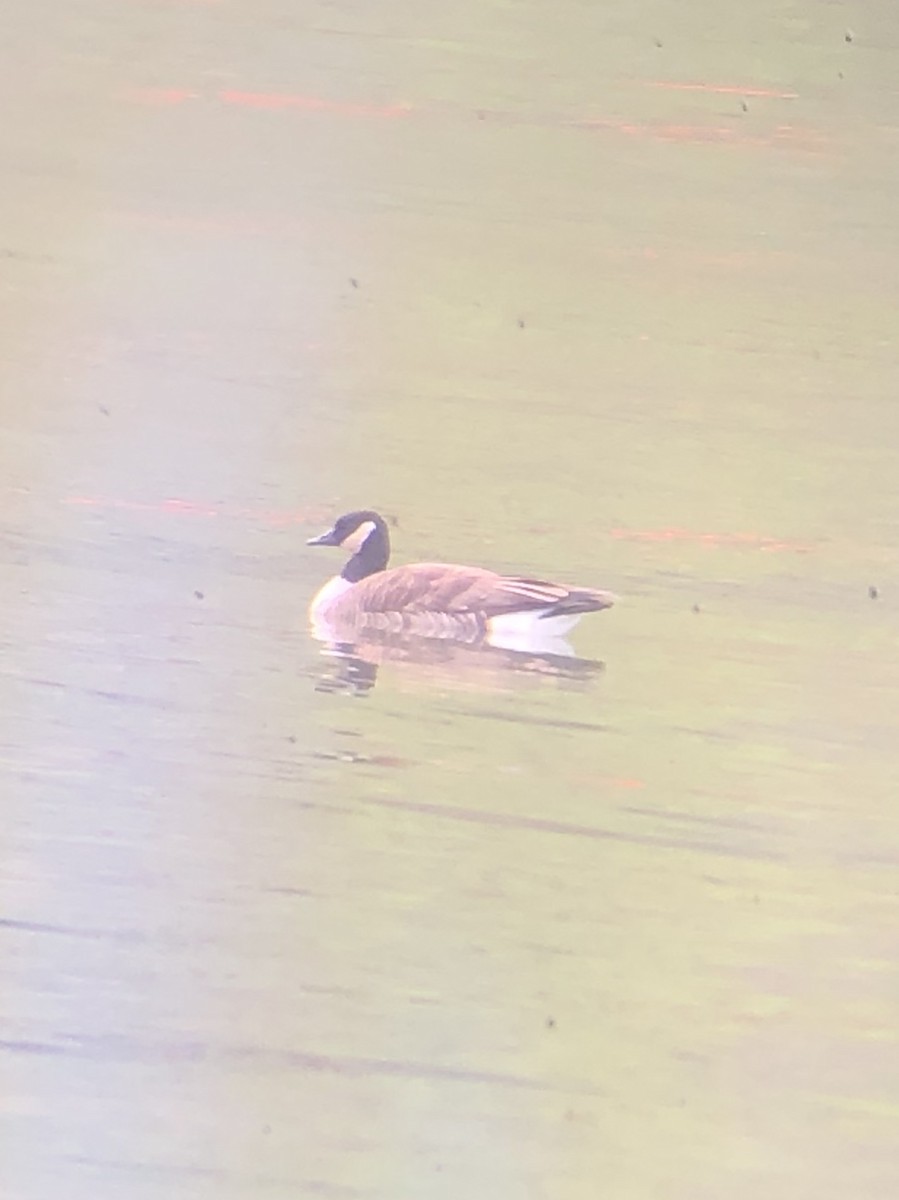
740, 98, 749, 113
517, 317, 525, 328
692, 603, 701, 614
844, 29, 854, 43
194, 590, 204, 600
349, 277, 359, 288
546, 1017, 556, 1029
311, 749, 407, 767
868, 585, 879, 599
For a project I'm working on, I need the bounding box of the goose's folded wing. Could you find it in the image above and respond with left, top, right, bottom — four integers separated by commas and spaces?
481, 576, 615, 616
353, 564, 612, 617
349, 564, 498, 614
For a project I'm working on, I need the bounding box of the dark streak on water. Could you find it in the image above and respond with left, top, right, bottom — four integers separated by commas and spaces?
357, 794, 779, 860
439, 706, 608, 733
0, 1035, 603, 1096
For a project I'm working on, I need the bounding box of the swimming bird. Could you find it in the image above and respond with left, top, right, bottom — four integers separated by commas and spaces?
307, 510, 615, 646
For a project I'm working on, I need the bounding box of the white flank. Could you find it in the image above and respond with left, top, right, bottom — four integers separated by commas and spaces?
487, 609, 581, 638
486, 609, 578, 654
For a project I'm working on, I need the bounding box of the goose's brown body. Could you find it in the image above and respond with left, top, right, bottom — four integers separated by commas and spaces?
307, 510, 615, 641
317, 562, 613, 628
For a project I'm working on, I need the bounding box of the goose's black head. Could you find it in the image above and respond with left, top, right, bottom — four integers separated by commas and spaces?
307, 510, 390, 582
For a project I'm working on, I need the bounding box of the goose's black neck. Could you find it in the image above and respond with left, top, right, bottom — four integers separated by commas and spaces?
341, 514, 390, 583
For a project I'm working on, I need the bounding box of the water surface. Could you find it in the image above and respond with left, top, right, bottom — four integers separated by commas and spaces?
2, 2, 899, 1198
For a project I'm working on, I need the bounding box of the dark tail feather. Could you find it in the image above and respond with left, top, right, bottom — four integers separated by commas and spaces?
540, 588, 616, 619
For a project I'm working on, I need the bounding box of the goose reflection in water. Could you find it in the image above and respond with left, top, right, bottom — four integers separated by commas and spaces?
309, 618, 605, 698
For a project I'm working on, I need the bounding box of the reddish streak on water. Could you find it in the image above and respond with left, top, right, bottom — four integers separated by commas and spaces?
646, 81, 799, 99
575, 118, 827, 152
64, 497, 812, 552
125, 87, 827, 152
611, 527, 813, 552
130, 88, 200, 106
220, 90, 412, 118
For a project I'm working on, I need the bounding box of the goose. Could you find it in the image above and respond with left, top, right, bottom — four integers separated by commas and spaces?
307, 509, 615, 646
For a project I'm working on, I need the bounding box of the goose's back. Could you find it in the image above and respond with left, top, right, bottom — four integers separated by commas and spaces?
326, 562, 613, 623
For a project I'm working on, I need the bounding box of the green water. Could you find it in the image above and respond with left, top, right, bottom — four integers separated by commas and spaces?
2, 2, 899, 1198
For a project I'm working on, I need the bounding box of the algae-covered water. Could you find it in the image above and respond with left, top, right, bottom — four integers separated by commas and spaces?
3, 2, 899, 1197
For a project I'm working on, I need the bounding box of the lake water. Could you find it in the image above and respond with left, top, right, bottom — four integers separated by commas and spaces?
2, 2, 899, 1198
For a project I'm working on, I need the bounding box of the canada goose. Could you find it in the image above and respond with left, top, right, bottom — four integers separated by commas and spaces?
307, 510, 615, 645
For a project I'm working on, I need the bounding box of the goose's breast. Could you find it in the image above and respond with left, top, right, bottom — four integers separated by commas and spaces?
310, 575, 354, 619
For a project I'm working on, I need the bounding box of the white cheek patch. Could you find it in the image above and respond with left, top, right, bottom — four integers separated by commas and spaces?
341, 521, 376, 553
